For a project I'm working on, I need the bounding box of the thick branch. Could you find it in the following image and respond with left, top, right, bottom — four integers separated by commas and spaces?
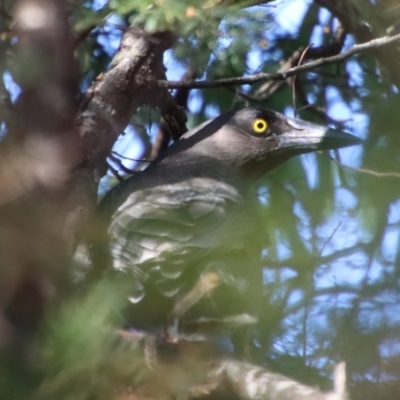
158, 33, 400, 89
78, 26, 186, 179
114, 335, 348, 400
210, 359, 348, 400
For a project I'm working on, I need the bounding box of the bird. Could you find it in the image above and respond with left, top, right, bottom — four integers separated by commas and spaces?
98, 107, 361, 353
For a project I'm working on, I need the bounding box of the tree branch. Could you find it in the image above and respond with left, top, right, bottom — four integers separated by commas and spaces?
158, 33, 400, 89
325, 154, 400, 179
255, 20, 346, 101
78, 26, 185, 178
211, 359, 348, 400
110, 335, 348, 400
150, 68, 195, 160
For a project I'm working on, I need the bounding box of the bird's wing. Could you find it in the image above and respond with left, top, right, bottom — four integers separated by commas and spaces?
108, 176, 257, 302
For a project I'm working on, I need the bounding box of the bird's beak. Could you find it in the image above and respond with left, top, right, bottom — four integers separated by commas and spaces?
271, 116, 363, 152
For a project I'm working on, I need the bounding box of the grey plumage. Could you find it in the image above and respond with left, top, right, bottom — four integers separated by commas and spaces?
99, 107, 361, 344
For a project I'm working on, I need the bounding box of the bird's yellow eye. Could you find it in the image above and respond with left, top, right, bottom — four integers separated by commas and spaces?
251, 118, 268, 134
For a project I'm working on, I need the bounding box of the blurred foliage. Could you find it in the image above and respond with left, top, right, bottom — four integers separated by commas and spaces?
37, 279, 147, 400
1, 0, 400, 399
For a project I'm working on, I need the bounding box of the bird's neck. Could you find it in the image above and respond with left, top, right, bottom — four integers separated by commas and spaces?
156, 151, 249, 192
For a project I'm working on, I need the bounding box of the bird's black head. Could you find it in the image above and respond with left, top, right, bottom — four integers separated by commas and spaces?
184, 107, 362, 181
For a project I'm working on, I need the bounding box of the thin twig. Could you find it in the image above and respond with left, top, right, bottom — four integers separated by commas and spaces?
292, 43, 313, 116
320, 222, 342, 256
327, 154, 400, 178
158, 33, 400, 89
107, 163, 124, 182
111, 151, 152, 163
108, 154, 136, 175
